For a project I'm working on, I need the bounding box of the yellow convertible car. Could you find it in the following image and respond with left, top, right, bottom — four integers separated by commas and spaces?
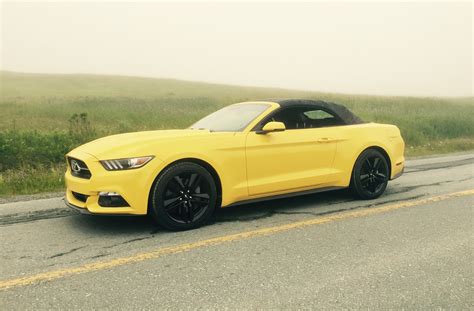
65, 99, 405, 230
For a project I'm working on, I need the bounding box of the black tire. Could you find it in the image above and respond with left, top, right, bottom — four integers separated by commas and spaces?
350, 149, 389, 200
149, 162, 218, 231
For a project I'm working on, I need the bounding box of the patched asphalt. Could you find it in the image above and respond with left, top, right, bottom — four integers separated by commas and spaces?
0, 153, 473, 309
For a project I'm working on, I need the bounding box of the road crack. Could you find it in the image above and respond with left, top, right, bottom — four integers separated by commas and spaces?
49, 246, 87, 259
0, 209, 75, 226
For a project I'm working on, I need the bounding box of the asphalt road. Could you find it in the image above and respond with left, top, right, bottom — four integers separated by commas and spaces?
0, 153, 473, 309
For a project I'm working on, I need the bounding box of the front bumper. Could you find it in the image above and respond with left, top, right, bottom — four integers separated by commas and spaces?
65, 198, 92, 215
65, 198, 138, 216
64, 150, 163, 215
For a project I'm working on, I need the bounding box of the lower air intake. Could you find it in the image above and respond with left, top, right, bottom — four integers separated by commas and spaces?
98, 194, 130, 207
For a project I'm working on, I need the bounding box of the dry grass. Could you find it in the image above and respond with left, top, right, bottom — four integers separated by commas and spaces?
1, 71, 473, 196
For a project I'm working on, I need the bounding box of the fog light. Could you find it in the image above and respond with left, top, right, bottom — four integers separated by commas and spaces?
98, 192, 130, 207
99, 192, 121, 196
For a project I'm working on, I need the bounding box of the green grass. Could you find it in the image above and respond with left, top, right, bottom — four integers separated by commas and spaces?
0, 164, 65, 196
0, 71, 473, 197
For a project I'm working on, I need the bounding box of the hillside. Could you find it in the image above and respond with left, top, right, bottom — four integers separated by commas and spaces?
1, 71, 472, 136
0, 71, 473, 195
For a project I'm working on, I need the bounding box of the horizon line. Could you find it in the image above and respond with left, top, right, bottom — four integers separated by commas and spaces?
1, 69, 472, 100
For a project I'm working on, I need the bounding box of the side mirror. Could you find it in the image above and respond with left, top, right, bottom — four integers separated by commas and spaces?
256, 121, 286, 134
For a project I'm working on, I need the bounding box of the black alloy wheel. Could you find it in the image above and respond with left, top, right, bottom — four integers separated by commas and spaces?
350, 149, 389, 199
150, 162, 217, 231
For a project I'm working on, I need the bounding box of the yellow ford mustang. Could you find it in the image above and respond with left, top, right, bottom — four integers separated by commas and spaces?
65, 99, 405, 230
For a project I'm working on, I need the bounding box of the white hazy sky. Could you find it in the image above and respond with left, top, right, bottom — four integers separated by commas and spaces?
1, 1, 472, 96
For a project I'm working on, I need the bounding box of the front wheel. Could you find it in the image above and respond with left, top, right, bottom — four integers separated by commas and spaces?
150, 162, 217, 231
350, 149, 389, 200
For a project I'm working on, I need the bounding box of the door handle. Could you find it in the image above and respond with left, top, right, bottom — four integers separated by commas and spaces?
316, 137, 335, 143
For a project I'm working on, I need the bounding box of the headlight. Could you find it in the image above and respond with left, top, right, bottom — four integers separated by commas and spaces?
100, 156, 154, 171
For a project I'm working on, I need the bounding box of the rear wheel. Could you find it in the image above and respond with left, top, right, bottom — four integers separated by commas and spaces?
150, 162, 217, 231
350, 149, 389, 199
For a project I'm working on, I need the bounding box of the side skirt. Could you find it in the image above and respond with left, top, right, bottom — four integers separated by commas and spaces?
224, 186, 346, 208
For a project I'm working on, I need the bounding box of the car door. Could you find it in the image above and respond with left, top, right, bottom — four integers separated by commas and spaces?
245, 106, 339, 196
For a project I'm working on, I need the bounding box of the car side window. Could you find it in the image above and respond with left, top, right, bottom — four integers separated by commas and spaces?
302, 109, 345, 128
269, 107, 306, 130
268, 107, 345, 130
303, 110, 333, 120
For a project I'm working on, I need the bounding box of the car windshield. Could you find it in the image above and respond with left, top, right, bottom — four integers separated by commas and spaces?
190, 104, 270, 132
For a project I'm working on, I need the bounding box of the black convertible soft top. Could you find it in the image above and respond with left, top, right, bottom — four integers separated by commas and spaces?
269, 99, 364, 125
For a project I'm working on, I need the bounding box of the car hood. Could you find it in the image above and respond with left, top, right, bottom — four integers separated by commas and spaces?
69, 129, 215, 160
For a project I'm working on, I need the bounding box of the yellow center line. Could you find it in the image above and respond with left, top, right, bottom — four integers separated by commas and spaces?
1, 189, 473, 291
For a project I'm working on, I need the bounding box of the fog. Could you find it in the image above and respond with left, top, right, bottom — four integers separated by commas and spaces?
1, 1, 472, 96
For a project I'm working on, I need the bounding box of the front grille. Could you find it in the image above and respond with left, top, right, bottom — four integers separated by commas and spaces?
68, 157, 92, 179
72, 191, 89, 203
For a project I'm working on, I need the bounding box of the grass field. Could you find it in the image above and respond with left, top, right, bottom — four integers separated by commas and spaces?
1, 71, 473, 197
